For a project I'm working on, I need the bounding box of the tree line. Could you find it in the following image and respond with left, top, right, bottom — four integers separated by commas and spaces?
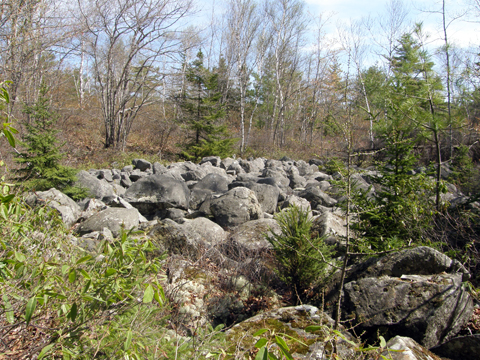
1, 0, 479, 163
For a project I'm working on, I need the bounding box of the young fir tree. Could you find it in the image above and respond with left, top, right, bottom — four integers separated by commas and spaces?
15, 85, 87, 199
180, 50, 236, 161
352, 28, 442, 251
266, 205, 334, 304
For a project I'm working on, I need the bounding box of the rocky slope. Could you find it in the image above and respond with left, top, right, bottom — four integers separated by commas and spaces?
26, 156, 479, 359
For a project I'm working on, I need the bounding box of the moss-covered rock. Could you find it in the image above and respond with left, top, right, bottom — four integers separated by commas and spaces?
225, 305, 357, 359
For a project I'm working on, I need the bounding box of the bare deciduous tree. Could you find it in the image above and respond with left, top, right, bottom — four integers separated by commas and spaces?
301, 14, 334, 146
0, 0, 70, 114
421, 0, 467, 157
223, 0, 261, 153
339, 18, 375, 148
264, 0, 308, 147
76, 0, 193, 149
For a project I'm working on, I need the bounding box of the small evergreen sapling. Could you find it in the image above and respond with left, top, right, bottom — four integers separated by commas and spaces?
15, 85, 88, 199
266, 205, 334, 304
352, 136, 435, 252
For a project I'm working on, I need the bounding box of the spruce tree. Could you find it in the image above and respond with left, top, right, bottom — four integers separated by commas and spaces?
352, 27, 443, 251
180, 50, 236, 161
15, 85, 87, 199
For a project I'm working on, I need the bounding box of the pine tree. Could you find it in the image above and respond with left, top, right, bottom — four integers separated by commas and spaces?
15, 85, 87, 199
179, 51, 236, 161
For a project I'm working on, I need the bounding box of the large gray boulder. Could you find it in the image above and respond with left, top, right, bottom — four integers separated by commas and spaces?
161, 167, 185, 182
284, 165, 307, 189
309, 171, 332, 182
259, 170, 290, 190
209, 187, 262, 228
220, 157, 236, 170
147, 218, 207, 259
78, 198, 108, 221
305, 179, 331, 192
235, 173, 261, 184
189, 173, 230, 210
76, 207, 140, 237
152, 162, 167, 175
132, 158, 152, 171
189, 188, 214, 210
27, 188, 81, 228
265, 159, 284, 170
227, 160, 245, 175
199, 156, 221, 167
181, 167, 208, 182
295, 160, 318, 176
311, 211, 346, 245
344, 272, 471, 349
194, 173, 230, 193
239, 158, 265, 173
199, 162, 230, 178
122, 174, 190, 214
353, 246, 469, 278
75, 170, 115, 203
431, 334, 480, 360
280, 194, 312, 212
227, 218, 282, 254
95, 169, 113, 182
181, 217, 227, 246
245, 183, 280, 214
321, 247, 473, 349
120, 173, 133, 188
129, 169, 147, 182
288, 173, 307, 189
256, 177, 290, 196
297, 187, 337, 208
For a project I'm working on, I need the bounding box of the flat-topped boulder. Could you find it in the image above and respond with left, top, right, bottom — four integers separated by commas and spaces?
297, 187, 337, 208
189, 173, 230, 210
76, 207, 141, 237
320, 247, 473, 349
122, 174, 190, 214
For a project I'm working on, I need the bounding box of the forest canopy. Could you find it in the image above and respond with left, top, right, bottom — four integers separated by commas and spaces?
0, 0, 479, 164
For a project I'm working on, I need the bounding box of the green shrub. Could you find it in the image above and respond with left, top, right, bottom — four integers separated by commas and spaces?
1, 81, 18, 207
449, 144, 480, 196
0, 200, 168, 359
0, 80, 17, 148
322, 157, 346, 175
265, 205, 334, 304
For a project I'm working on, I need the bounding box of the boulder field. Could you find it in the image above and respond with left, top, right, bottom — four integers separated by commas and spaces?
27, 156, 479, 359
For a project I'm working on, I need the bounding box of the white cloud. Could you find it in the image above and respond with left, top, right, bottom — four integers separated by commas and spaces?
303, 0, 478, 48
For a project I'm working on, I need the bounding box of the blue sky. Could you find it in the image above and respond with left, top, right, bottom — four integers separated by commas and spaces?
303, 0, 477, 47
199, 0, 478, 48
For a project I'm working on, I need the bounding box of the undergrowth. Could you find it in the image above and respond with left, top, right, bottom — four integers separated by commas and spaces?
0, 194, 228, 359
